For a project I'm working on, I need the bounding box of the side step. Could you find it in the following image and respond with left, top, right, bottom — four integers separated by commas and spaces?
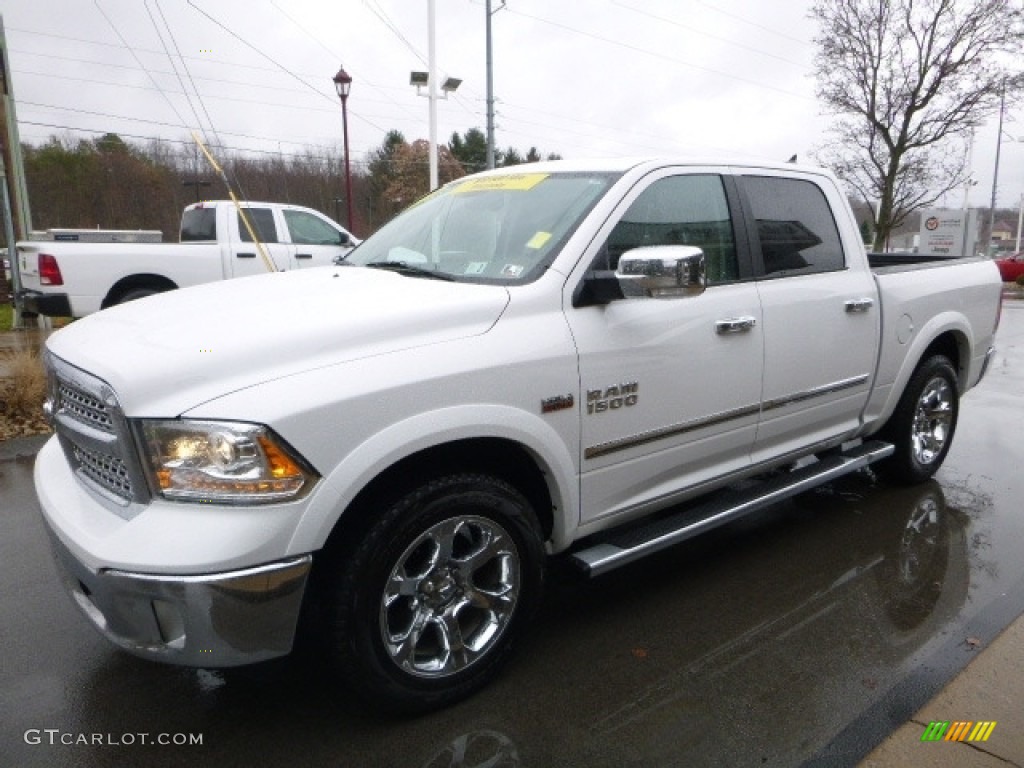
570, 440, 894, 577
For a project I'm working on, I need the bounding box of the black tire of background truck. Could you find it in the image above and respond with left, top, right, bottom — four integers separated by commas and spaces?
321, 473, 546, 714
116, 287, 164, 304
876, 355, 960, 485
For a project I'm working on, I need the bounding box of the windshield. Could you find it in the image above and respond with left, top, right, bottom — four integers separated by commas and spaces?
346, 171, 619, 283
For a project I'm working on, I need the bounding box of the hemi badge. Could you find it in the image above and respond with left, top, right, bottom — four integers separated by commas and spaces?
541, 394, 575, 414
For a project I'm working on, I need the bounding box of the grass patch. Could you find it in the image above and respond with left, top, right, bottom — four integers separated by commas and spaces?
1, 349, 47, 418
0, 304, 11, 332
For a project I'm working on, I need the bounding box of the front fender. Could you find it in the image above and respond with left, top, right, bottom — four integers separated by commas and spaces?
288, 404, 580, 555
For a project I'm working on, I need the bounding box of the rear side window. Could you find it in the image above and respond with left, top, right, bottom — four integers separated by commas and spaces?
740, 176, 844, 276
238, 208, 279, 243
180, 208, 216, 241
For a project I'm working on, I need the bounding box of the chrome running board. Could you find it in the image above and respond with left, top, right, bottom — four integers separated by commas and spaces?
571, 440, 895, 577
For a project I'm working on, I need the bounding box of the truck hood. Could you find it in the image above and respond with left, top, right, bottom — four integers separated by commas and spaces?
47, 267, 510, 415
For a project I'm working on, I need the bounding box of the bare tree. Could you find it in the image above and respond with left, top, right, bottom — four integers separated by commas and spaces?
810, 0, 1024, 250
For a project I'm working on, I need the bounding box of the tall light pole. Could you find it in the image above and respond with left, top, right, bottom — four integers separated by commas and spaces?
485, 0, 495, 169
428, 0, 438, 190
410, 67, 461, 190
410, 1, 461, 191
484, 1, 505, 170
332, 65, 354, 231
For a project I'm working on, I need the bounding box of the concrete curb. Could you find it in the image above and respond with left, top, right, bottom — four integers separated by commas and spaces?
860, 614, 1024, 766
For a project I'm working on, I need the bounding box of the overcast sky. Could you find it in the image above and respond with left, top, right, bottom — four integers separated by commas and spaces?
3, 0, 1023, 212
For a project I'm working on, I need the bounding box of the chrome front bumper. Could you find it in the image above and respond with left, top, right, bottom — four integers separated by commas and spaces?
45, 522, 312, 667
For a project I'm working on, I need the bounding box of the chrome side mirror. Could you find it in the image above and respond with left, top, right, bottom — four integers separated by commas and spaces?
616, 245, 706, 299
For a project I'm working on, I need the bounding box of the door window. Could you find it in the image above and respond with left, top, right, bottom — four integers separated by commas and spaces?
740, 176, 845, 276
238, 208, 279, 243
283, 209, 346, 245
600, 174, 738, 283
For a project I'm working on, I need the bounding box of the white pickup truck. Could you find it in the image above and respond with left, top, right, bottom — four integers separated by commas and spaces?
17, 200, 359, 317
34, 158, 1002, 712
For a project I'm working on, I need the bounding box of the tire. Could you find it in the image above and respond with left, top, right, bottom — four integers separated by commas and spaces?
876, 355, 959, 485
321, 474, 545, 713
116, 287, 162, 304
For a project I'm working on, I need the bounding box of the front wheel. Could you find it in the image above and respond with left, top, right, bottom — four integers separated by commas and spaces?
876, 355, 959, 485
322, 474, 545, 713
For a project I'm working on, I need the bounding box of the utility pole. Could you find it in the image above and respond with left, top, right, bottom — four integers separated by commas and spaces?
0, 15, 33, 329
986, 81, 1006, 256
182, 179, 211, 203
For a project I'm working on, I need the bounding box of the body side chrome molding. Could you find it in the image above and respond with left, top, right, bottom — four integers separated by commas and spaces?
584, 402, 761, 460
761, 373, 870, 412
583, 373, 871, 460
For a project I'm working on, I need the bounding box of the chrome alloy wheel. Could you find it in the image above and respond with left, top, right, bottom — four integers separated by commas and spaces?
380, 516, 520, 678
911, 376, 954, 465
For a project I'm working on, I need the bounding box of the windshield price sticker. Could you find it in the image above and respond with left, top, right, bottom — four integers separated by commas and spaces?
454, 173, 549, 194
526, 231, 552, 249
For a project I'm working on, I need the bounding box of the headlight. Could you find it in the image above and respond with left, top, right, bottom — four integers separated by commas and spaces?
137, 420, 318, 504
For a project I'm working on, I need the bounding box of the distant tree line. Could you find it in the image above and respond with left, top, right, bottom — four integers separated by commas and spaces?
15, 128, 561, 241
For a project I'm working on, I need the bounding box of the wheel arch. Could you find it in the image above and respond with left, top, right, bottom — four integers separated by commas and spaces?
101, 273, 178, 308
867, 315, 972, 434
341, 437, 556, 544
291, 408, 579, 558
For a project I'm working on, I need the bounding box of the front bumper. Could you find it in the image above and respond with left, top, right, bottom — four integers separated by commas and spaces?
19, 289, 72, 317
45, 520, 312, 667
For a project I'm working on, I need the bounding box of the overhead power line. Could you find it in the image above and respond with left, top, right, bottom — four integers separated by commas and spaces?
503, 6, 813, 102
92, 0, 189, 128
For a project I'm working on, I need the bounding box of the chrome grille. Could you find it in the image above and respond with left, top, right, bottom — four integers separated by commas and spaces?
58, 382, 114, 433
72, 443, 132, 499
47, 354, 148, 517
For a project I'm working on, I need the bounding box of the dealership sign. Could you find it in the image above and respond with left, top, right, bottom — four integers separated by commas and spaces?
918, 209, 977, 257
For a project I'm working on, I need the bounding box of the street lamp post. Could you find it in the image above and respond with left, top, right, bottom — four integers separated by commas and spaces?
332, 65, 354, 232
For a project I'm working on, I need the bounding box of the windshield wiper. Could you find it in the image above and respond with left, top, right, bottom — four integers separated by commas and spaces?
364, 261, 456, 281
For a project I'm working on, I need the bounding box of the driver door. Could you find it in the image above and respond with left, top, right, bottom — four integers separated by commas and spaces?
566, 169, 764, 527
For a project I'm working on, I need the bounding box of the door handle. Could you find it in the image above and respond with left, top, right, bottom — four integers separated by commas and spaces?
295, 253, 312, 260
237, 252, 256, 259
716, 316, 757, 334
844, 298, 874, 313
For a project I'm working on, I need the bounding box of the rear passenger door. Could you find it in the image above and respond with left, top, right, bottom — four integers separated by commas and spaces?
738, 174, 879, 463
230, 207, 295, 276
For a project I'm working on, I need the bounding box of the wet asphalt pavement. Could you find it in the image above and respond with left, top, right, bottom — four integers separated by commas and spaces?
2, 301, 1023, 768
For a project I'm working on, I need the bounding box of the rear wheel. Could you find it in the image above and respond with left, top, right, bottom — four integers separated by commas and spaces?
322, 474, 545, 713
116, 287, 163, 304
877, 355, 959, 485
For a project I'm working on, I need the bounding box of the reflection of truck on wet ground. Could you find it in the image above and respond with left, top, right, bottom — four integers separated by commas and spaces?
16, 200, 359, 317
35, 158, 1001, 713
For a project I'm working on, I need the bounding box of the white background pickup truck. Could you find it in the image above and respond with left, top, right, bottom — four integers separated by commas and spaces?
35, 158, 1002, 713
17, 200, 358, 317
